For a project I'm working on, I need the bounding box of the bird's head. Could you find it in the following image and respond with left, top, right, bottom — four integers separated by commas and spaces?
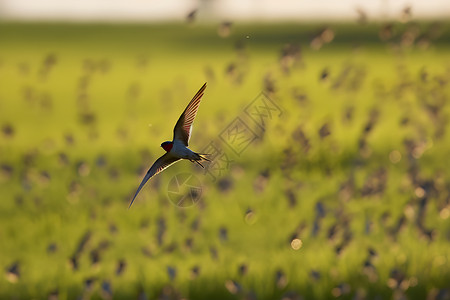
161, 141, 173, 152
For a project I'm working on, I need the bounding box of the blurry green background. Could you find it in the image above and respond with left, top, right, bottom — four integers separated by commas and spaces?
1, 19, 450, 300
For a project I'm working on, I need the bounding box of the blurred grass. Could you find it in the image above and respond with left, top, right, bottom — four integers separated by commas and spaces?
0, 22, 450, 300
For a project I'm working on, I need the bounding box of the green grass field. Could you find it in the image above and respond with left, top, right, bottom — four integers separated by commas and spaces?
0, 22, 450, 300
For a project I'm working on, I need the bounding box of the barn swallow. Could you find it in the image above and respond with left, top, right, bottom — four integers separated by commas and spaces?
129, 83, 209, 208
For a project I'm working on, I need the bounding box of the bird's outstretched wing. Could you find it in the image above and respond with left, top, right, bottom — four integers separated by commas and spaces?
128, 153, 180, 208
173, 83, 207, 146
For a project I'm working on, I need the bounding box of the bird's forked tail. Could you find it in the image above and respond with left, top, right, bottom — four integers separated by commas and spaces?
191, 153, 211, 168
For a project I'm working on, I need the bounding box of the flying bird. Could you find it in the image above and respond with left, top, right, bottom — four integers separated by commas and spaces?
129, 83, 209, 208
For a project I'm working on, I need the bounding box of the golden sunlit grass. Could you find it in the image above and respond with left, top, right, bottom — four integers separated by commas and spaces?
0, 22, 450, 300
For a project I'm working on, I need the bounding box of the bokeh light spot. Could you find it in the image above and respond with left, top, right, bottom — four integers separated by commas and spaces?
389, 150, 402, 163
290, 238, 303, 250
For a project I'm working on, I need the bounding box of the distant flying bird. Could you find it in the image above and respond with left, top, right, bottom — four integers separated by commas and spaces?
186, 9, 197, 23
128, 83, 209, 208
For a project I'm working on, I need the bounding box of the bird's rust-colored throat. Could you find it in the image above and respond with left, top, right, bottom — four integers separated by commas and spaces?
161, 142, 173, 152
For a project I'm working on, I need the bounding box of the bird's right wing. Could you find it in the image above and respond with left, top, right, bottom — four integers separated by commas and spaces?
173, 83, 207, 146
128, 153, 180, 208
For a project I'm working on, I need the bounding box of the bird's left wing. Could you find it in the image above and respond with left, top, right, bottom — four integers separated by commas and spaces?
128, 153, 180, 208
173, 83, 207, 146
